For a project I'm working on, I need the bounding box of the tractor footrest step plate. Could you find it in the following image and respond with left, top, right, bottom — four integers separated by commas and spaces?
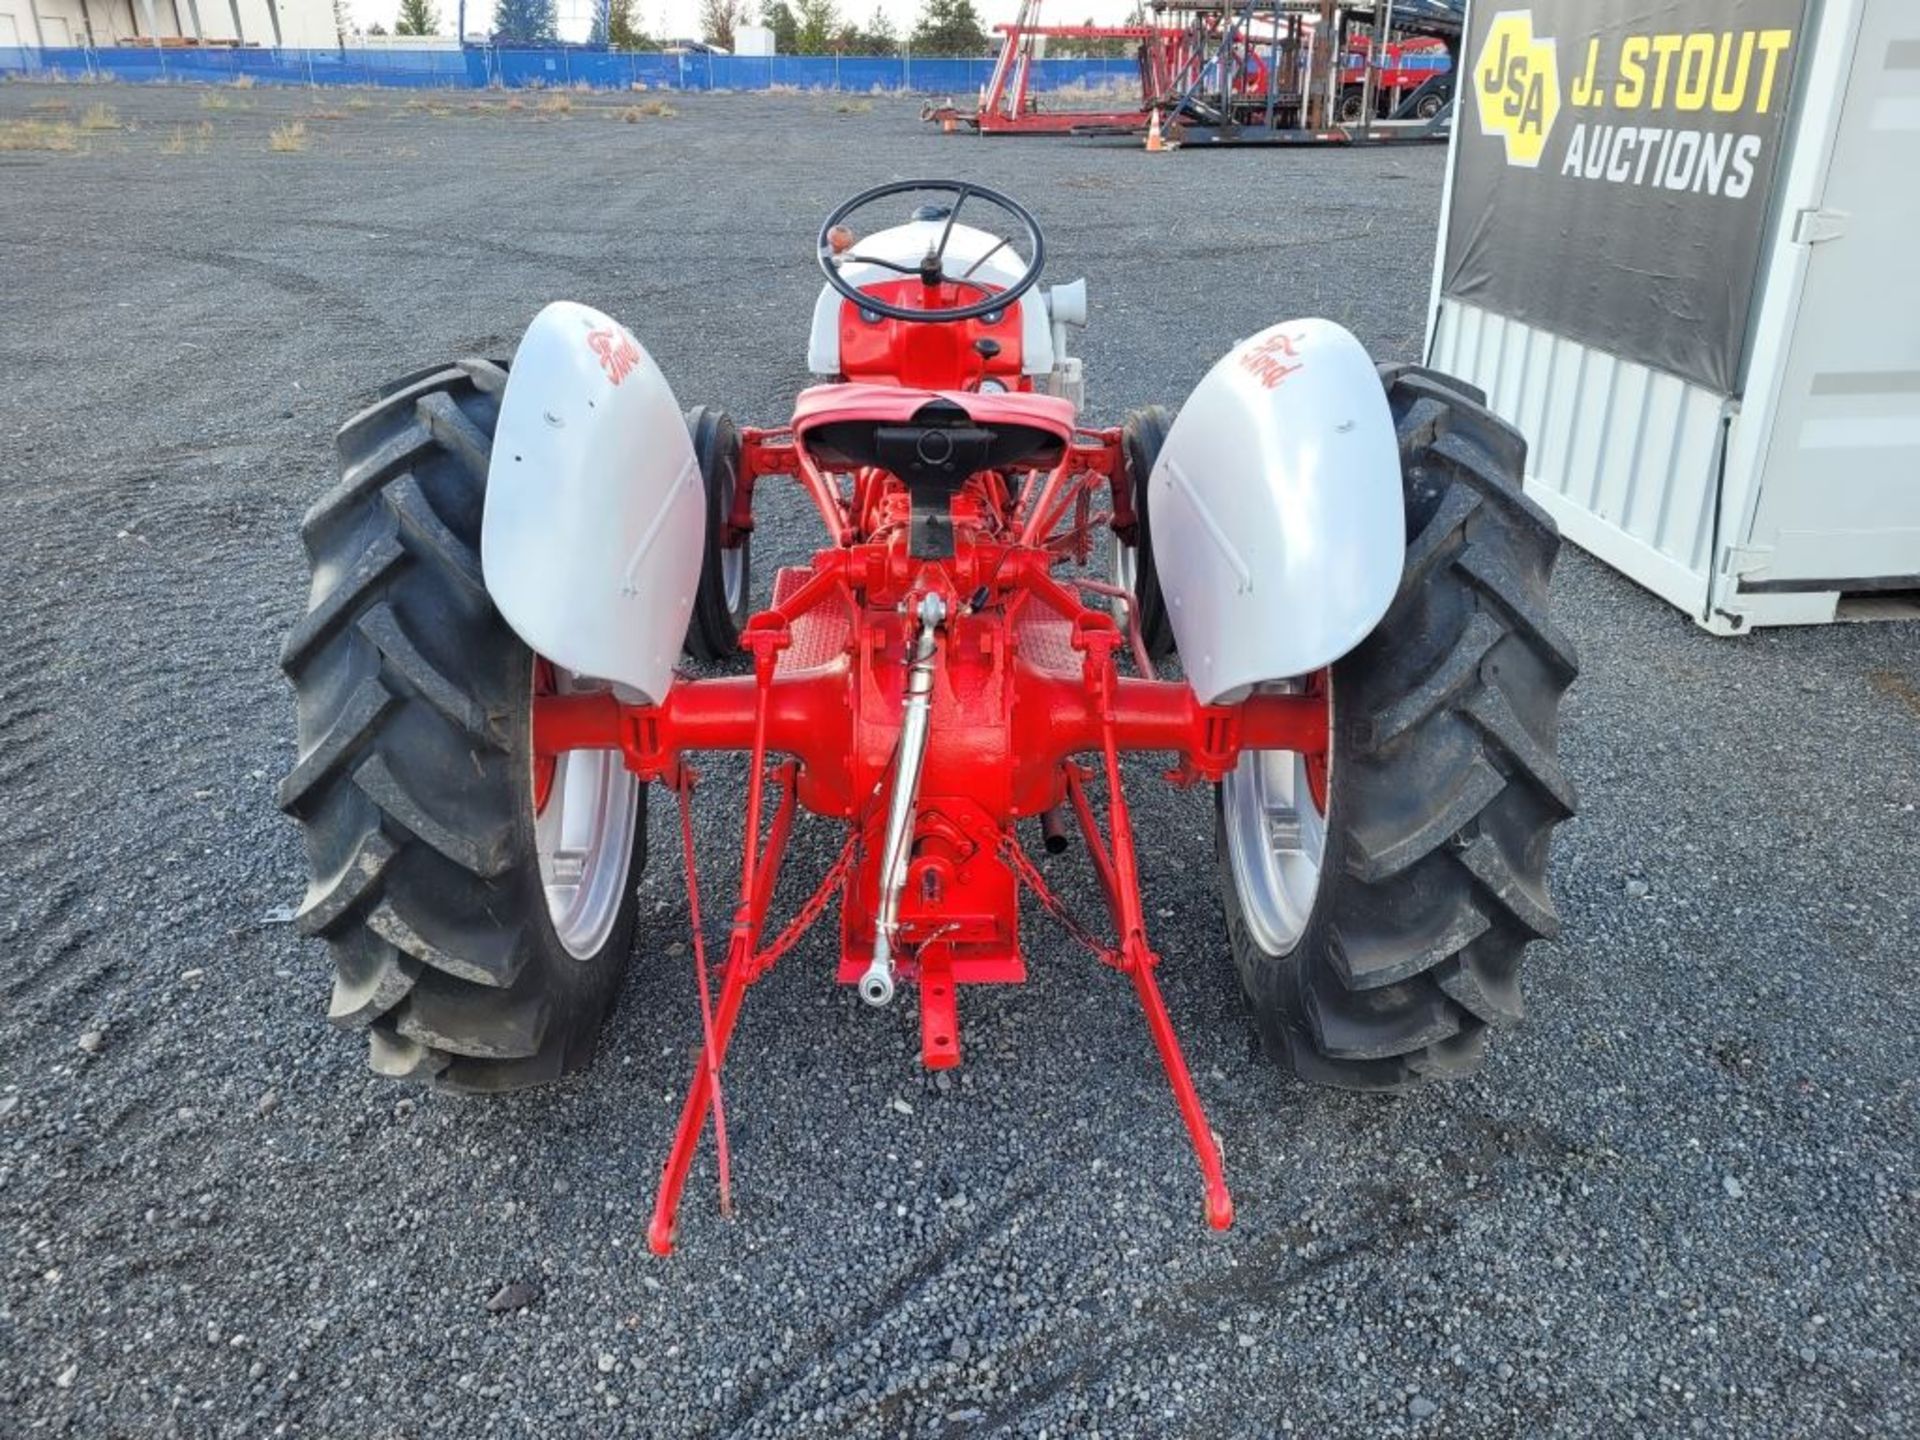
772, 566, 852, 675
1014, 610, 1078, 677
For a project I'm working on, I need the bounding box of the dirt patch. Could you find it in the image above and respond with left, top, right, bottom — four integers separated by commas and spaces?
1870, 667, 1920, 718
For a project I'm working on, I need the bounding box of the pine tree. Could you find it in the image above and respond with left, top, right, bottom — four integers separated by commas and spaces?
760, 0, 798, 52
699, 0, 742, 49
605, 0, 649, 49
910, 0, 986, 56
493, 0, 557, 42
852, 5, 894, 54
793, 0, 837, 54
393, 0, 437, 36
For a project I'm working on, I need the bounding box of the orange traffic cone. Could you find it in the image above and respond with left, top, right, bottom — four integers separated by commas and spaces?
1145, 107, 1168, 152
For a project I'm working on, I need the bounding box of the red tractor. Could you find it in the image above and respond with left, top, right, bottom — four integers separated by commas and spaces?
281, 182, 1575, 1253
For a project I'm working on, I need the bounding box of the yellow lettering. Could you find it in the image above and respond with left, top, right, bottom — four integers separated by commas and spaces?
1754, 29, 1793, 113
1478, 25, 1510, 98
1572, 36, 1600, 106
1647, 32, 1683, 108
1615, 36, 1648, 107
1675, 33, 1714, 110
1710, 31, 1753, 113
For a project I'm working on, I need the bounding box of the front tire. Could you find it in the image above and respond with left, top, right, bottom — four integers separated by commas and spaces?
1218, 365, 1577, 1090
279, 361, 646, 1092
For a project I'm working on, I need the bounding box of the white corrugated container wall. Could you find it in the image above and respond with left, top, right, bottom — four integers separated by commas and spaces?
5, 0, 337, 47
1425, 0, 1920, 634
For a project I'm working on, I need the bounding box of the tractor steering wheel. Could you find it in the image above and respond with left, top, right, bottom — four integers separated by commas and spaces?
817, 180, 1046, 325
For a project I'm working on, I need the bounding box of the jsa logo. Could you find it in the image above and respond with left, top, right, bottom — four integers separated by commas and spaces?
1474, 10, 1561, 167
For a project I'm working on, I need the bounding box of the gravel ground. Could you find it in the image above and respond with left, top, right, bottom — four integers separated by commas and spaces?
1, 82, 1916, 1440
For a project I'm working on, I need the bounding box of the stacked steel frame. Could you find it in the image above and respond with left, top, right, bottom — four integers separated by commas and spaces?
925, 0, 1463, 144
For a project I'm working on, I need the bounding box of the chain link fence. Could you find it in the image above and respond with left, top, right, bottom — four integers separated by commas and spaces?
0, 44, 1141, 94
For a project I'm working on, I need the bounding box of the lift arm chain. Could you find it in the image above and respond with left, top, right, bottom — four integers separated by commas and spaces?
747, 830, 861, 982
996, 829, 1121, 969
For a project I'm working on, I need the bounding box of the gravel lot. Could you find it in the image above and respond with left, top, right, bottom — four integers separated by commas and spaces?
1, 81, 1916, 1439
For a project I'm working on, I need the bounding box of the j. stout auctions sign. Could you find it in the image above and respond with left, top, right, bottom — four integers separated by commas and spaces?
1440, 2, 1808, 395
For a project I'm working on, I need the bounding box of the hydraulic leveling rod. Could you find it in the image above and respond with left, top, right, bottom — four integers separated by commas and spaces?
861, 592, 947, 1007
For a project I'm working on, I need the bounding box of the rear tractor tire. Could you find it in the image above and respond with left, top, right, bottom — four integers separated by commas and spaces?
1106, 405, 1177, 663
280, 360, 647, 1092
1216, 364, 1577, 1090
682, 405, 752, 662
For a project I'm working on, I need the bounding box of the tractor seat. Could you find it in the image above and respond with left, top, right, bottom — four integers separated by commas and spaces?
793, 384, 1076, 558
792, 383, 1075, 478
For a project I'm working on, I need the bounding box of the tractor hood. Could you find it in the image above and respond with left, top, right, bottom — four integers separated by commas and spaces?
807, 218, 1059, 378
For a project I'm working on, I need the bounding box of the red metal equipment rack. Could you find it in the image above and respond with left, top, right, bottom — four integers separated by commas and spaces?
923, 0, 1459, 146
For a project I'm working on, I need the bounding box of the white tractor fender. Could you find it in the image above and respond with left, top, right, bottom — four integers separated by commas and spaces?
1148, 318, 1403, 704
482, 301, 704, 703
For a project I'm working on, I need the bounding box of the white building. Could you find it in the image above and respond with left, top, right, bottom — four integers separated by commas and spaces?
0, 0, 342, 49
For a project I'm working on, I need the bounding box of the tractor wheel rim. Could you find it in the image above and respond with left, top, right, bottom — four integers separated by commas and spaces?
719, 463, 746, 614
1221, 688, 1330, 957
533, 666, 640, 961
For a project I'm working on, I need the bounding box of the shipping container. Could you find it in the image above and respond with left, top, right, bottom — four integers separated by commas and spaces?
1425, 0, 1917, 632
